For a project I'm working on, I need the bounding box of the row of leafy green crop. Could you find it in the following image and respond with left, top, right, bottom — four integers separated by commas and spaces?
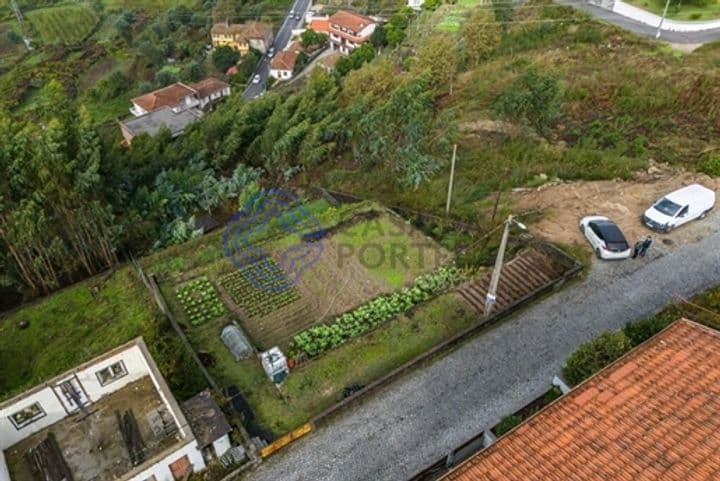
175, 276, 225, 326
290, 266, 465, 358
219, 261, 300, 319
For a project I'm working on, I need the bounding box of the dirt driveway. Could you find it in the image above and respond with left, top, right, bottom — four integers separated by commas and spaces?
512, 166, 720, 252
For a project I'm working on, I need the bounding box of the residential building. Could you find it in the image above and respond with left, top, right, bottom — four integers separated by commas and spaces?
181, 391, 232, 463
328, 10, 376, 55
440, 319, 720, 481
130, 79, 230, 117
270, 49, 298, 80
0, 338, 233, 481
130, 82, 198, 117
119, 107, 204, 145
210, 21, 274, 55
190, 77, 232, 110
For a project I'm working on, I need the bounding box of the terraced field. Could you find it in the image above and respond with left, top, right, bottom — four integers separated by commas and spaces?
26, 5, 99, 45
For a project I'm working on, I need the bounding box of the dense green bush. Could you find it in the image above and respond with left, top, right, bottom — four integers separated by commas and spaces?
700, 155, 720, 177
493, 69, 562, 135
494, 414, 522, 436
562, 331, 632, 385
623, 311, 676, 346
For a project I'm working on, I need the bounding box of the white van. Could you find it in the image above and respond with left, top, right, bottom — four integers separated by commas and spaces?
642, 184, 715, 232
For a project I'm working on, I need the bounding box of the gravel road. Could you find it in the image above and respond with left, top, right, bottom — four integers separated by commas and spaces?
245, 211, 720, 481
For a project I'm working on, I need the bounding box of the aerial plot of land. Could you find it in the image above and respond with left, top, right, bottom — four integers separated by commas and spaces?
3, 0, 720, 479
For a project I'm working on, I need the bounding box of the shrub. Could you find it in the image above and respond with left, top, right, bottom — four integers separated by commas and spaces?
562, 331, 632, 386
623, 311, 676, 346
212, 45, 240, 73
494, 415, 522, 436
700, 155, 720, 177
493, 69, 562, 135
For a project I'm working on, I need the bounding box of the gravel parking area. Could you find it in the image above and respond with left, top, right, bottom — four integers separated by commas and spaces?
244, 207, 720, 481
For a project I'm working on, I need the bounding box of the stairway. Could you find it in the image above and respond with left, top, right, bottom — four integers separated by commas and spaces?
457, 248, 568, 315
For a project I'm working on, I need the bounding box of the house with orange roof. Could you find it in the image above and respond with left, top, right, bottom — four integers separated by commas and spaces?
439, 319, 720, 481
328, 10, 376, 55
270, 47, 300, 80
129, 78, 230, 117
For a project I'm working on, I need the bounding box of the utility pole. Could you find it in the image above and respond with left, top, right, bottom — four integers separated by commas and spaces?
445, 144, 457, 215
484, 215, 526, 318
10, 0, 31, 51
656, 0, 672, 39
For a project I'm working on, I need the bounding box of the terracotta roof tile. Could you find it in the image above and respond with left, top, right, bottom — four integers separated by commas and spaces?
189, 77, 228, 99
328, 10, 374, 33
441, 320, 720, 481
270, 49, 297, 71
131, 83, 195, 112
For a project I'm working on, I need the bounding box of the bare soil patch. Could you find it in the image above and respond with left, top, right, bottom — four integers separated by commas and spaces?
512, 166, 720, 250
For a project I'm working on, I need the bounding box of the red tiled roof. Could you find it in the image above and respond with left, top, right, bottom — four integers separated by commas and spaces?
270, 50, 298, 71
131, 83, 195, 112
441, 319, 720, 481
309, 18, 330, 33
329, 10, 374, 33
189, 77, 229, 99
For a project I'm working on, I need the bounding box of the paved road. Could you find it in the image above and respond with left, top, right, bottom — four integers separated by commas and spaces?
557, 0, 720, 43
243, 0, 311, 99
247, 212, 720, 481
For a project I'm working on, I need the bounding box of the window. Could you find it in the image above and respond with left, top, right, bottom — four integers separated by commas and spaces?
9, 402, 46, 429
96, 361, 128, 386
678, 205, 689, 217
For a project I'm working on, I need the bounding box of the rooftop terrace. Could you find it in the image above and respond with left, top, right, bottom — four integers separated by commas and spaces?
5, 377, 182, 481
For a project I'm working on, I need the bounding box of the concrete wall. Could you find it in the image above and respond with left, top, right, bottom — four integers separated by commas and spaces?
0, 345, 150, 451
213, 434, 232, 457
613, 0, 720, 31
128, 441, 206, 481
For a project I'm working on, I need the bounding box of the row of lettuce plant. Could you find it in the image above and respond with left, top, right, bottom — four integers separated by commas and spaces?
290, 266, 465, 359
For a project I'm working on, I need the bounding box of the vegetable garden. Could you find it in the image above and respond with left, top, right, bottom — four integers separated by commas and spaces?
291, 266, 465, 358
219, 260, 300, 319
175, 276, 225, 326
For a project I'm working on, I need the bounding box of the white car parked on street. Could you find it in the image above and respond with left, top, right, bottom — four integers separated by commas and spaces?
642, 183, 715, 233
579, 216, 632, 260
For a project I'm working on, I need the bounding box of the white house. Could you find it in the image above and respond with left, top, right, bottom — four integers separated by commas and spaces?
130, 79, 231, 117
328, 10, 376, 55
270, 49, 299, 80
0, 338, 233, 481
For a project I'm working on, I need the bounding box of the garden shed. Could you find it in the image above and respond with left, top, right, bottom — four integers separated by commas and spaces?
221, 323, 254, 361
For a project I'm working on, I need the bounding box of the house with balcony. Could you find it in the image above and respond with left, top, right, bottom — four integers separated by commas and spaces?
130, 82, 198, 117
328, 10, 376, 55
210, 21, 274, 55
0, 338, 237, 481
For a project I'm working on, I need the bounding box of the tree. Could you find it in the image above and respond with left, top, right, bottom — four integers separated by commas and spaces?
137, 40, 165, 67
6, 30, 22, 45
155, 69, 178, 87
182, 62, 206, 82
461, 9, 500, 67
562, 331, 632, 386
335, 44, 375, 76
412, 34, 458, 89
294, 52, 309, 74
115, 17, 132, 44
301, 29, 327, 48
423, 0, 442, 9
212, 45, 240, 73
370, 25, 387, 48
493, 69, 563, 135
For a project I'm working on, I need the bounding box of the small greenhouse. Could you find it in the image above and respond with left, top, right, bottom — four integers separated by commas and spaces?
221, 323, 254, 361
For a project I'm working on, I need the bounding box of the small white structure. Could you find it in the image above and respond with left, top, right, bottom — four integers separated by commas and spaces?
181, 390, 233, 462
407, 0, 424, 9
0, 338, 233, 481
260, 348, 289, 384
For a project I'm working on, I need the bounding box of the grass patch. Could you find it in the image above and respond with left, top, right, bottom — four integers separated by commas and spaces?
0, 266, 206, 402
193, 292, 477, 434
26, 5, 100, 45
